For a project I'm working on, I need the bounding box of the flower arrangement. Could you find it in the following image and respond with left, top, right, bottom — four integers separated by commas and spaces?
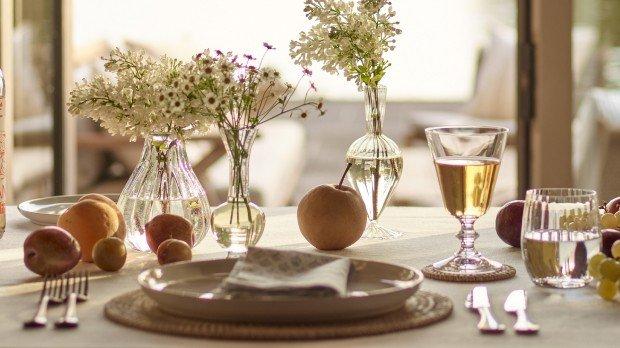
192, 42, 324, 132
68, 48, 216, 139
193, 43, 324, 249
289, 0, 401, 88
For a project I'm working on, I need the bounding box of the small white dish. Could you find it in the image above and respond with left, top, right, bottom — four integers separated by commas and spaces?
138, 257, 424, 323
18, 194, 119, 226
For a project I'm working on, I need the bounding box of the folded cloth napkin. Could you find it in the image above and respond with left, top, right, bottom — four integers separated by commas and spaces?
214, 247, 351, 299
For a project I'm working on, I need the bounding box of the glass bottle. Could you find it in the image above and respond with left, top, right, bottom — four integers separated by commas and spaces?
346, 85, 403, 239
117, 133, 211, 251
211, 127, 265, 257
0, 69, 6, 236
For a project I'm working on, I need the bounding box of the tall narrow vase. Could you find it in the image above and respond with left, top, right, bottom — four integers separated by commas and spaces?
346, 85, 403, 239
211, 127, 265, 256
117, 133, 211, 252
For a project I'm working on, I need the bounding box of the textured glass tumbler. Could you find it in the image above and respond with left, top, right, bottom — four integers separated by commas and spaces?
522, 188, 601, 288
425, 126, 507, 278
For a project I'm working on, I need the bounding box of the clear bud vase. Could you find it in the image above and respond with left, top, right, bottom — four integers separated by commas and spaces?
346, 85, 403, 239
117, 133, 211, 252
211, 127, 265, 257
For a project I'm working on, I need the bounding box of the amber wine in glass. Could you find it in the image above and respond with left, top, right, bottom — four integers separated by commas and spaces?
434, 157, 500, 218
426, 126, 508, 277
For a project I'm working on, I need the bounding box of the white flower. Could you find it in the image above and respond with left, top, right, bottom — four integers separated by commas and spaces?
290, 0, 400, 87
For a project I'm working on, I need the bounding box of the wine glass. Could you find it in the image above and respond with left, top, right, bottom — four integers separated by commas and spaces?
425, 126, 508, 277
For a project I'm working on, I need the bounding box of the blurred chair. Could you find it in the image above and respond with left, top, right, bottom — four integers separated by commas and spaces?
573, 88, 620, 202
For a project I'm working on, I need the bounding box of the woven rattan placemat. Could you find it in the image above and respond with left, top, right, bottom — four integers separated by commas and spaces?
422, 264, 516, 282
104, 290, 453, 340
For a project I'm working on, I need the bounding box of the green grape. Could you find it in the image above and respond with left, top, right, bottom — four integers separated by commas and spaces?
601, 213, 617, 229
597, 279, 617, 300
611, 240, 620, 259
599, 258, 620, 281
589, 253, 607, 279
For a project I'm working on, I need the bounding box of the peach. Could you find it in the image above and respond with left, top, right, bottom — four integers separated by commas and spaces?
58, 199, 119, 262
79, 193, 126, 240
145, 214, 194, 253
24, 226, 81, 276
157, 239, 192, 265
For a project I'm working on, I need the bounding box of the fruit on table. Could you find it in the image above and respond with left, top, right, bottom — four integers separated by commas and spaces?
601, 229, 620, 257
92, 237, 127, 272
297, 183, 367, 250
599, 258, 620, 282
495, 200, 525, 248
157, 239, 192, 265
612, 240, 620, 259
600, 213, 618, 229
23, 226, 81, 276
58, 199, 119, 262
605, 197, 620, 214
597, 278, 618, 301
79, 193, 126, 240
145, 214, 194, 253
588, 252, 607, 279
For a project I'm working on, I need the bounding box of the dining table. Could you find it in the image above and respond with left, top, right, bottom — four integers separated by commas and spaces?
1, 205, 619, 347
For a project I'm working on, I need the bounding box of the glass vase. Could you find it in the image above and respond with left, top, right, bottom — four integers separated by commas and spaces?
211, 127, 265, 257
346, 85, 403, 239
117, 133, 211, 252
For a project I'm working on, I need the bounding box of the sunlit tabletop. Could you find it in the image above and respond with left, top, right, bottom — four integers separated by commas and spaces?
1, 206, 618, 347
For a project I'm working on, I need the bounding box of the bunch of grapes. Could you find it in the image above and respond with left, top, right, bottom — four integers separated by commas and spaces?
588, 241, 620, 300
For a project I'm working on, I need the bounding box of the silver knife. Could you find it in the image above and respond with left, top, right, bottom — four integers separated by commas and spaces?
470, 286, 505, 333
504, 290, 539, 334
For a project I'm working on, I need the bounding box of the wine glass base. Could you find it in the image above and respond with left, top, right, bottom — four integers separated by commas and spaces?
429, 253, 505, 276
362, 223, 402, 239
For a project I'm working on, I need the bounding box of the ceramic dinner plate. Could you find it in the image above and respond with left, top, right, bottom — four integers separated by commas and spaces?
18, 194, 120, 226
138, 258, 424, 323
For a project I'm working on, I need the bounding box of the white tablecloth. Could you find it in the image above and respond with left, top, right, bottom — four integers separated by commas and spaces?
1, 206, 618, 347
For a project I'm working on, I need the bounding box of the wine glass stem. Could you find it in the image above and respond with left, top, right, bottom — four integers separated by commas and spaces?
457, 217, 479, 255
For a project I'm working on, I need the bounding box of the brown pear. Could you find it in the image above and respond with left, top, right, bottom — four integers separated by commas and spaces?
297, 184, 367, 250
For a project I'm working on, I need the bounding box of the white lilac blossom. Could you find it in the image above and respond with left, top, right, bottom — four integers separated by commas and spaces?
290, 0, 401, 87
68, 48, 216, 140
192, 44, 324, 131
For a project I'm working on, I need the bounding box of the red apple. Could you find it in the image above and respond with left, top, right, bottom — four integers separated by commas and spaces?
495, 200, 525, 248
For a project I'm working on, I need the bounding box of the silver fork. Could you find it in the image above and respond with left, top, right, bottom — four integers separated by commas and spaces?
55, 272, 89, 329
23, 276, 64, 328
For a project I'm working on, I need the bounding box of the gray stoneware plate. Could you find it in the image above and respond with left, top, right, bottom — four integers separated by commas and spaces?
138, 258, 424, 323
18, 194, 120, 225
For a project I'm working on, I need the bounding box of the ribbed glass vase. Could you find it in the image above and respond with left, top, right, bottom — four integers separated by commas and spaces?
117, 133, 211, 252
345, 85, 403, 239
211, 127, 265, 257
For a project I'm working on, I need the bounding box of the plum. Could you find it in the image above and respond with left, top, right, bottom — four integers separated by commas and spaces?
606, 197, 620, 214
495, 200, 525, 248
601, 229, 620, 257
24, 226, 81, 276
145, 214, 194, 253
157, 239, 192, 265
